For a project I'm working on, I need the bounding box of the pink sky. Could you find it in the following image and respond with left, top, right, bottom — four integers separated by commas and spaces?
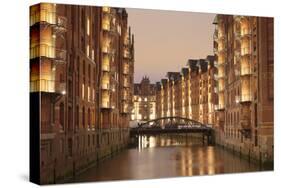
126, 8, 215, 83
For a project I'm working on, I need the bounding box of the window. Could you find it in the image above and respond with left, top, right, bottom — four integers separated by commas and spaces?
87, 45, 90, 57
83, 60, 85, 75
87, 86, 90, 101
82, 107, 85, 128
88, 108, 91, 129
59, 102, 64, 130
82, 84, 85, 100
88, 64, 91, 82
87, 17, 90, 36
75, 106, 79, 129
77, 56, 80, 97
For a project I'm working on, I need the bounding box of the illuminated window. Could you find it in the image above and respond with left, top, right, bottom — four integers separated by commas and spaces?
144, 97, 147, 102
87, 45, 90, 57
82, 84, 85, 100
87, 18, 90, 36
88, 86, 90, 101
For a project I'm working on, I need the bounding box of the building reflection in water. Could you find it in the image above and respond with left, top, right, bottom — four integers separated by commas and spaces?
135, 134, 260, 177
73, 134, 270, 183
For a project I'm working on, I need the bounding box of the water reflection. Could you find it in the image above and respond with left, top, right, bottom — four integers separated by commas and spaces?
73, 134, 272, 183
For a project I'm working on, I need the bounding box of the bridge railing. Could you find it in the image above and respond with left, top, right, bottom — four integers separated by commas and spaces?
136, 116, 209, 130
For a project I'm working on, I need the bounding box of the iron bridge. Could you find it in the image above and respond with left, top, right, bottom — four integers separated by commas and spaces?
129, 116, 215, 145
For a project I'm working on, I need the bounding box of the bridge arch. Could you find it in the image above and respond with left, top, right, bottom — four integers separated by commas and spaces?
138, 116, 206, 128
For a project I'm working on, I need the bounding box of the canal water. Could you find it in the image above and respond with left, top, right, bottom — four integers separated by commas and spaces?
72, 134, 272, 183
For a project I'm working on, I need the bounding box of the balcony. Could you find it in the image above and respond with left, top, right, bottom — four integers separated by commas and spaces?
102, 46, 115, 55
102, 7, 111, 13
215, 104, 225, 111
54, 48, 67, 64
218, 85, 225, 92
123, 65, 129, 74
234, 15, 241, 22
102, 64, 110, 72
53, 16, 67, 33
241, 28, 251, 38
30, 7, 56, 26
30, 44, 54, 59
215, 72, 225, 80
123, 50, 130, 59
30, 44, 66, 63
102, 19, 117, 34
101, 82, 110, 90
241, 47, 251, 56
240, 66, 252, 76
218, 47, 226, 54
101, 101, 111, 109
30, 79, 66, 94
238, 94, 252, 103
123, 80, 130, 88
102, 7, 116, 18
30, 8, 67, 32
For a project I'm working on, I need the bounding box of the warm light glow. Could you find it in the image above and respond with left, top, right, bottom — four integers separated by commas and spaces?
87, 18, 90, 36
87, 86, 90, 101
87, 45, 90, 57
82, 84, 85, 100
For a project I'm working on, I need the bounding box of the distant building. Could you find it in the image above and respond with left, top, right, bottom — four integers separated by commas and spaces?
155, 56, 217, 126
131, 76, 156, 122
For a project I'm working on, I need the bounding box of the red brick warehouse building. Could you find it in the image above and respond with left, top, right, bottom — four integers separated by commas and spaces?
30, 3, 134, 184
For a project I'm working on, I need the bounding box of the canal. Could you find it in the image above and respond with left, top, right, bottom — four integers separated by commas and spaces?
72, 134, 272, 183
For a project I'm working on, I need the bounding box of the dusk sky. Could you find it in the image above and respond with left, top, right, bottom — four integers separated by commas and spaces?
126, 8, 216, 84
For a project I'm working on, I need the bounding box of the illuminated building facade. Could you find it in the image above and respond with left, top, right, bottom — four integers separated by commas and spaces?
131, 76, 156, 122
155, 56, 217, 126
213, 15, 274, 163
30, 3, 134, 184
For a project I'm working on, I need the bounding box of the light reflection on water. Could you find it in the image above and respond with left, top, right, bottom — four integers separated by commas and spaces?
73, 134, 272, 183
